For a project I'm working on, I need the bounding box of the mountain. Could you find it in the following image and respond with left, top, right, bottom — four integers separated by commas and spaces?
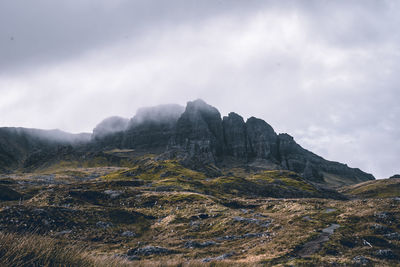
0, 127, 90, 172
0, 99, 374, 186
2, 101, 399, 267
92, 99, 374, 186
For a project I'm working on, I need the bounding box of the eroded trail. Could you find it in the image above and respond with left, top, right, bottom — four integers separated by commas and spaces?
297, 224, 340, 257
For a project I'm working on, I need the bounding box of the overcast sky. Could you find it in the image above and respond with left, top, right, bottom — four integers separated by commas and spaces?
1, 0, 399, 178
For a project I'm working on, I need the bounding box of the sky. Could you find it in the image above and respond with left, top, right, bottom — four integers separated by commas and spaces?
0, 0, 399, 178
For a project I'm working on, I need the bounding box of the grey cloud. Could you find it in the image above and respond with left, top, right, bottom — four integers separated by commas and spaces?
0, 1, 399, 178
0, 0, 267, 73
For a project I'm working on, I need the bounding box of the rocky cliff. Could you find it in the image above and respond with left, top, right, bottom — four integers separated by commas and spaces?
0, 99, 374, 185
90, 99, 373, 185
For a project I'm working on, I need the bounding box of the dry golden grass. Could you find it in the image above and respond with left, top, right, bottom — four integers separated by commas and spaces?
0, 232, 129, 267
0, 231, 264, 267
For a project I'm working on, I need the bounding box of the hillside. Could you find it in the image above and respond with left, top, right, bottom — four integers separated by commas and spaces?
0, 151, 398, 266
341, 178, 400, 199
1, 99, 394, 266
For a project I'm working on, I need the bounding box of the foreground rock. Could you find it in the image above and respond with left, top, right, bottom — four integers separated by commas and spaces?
202, 252, 234, 262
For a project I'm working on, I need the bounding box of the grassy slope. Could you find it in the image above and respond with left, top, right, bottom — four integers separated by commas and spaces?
340, 178, 400, 198
0, 151, 399, 266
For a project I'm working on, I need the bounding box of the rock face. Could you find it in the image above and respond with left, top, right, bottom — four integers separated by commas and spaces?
246, 117, 278, 160
171, 99, 225, 163
0, 99, 375, 186
222, 113, 247, 159
122, 104, 184, 150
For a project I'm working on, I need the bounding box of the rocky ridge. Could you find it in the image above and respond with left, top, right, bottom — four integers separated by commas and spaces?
93, 99, 374, 185
0, 99, 374, 185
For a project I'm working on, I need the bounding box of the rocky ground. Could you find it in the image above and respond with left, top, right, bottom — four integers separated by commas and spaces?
0, 156, 399, 266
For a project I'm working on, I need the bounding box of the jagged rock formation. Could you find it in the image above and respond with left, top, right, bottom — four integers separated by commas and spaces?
90, 99, 373, 185
170, 100, 224, 163
246, 117, 279, 161
222, 112, 247, 159
0, 99, 374, 185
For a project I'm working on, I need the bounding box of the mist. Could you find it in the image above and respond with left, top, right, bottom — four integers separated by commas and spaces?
130, 104, 185, 126
93, 116, 129, 139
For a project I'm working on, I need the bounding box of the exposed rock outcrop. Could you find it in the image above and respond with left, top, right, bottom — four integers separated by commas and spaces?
122, 104, 184, 150
222, 112, 247, 159
170, 99, 224, 164
0, 99, 375, 186
246, 117, 279, 160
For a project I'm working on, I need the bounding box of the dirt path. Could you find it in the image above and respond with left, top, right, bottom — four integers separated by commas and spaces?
297, 224, 340, 257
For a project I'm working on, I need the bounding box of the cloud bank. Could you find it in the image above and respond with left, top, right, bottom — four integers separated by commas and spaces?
0, 0, 399, 178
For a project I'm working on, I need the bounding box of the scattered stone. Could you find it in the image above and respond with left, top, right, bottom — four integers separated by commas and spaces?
214, 253, 234, 260
242, 232, 269, 238
371, 224, 391, 234
122, 231, 136, 237
104, 190, 123, 198
324, 208, 336, 213
56, 230, 72, 235
362, 239, 372, 247
233, 216, 271, 227
353, 256, 370, 265
33, 208, 46, 214
127, 246, 173, 256
384, 232, 400, 240
184, 240, 216, 248
126, 255, 141, 261
96, 221, 113, 229
322, 224, 340, 234
375, 249, 397, 259
217, 232, 269, 241
189, 220, 201, 229
374, 212, 388, 220
303, 216, 312, 221
190, 214, 209, 220
202, 252, 234, 262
